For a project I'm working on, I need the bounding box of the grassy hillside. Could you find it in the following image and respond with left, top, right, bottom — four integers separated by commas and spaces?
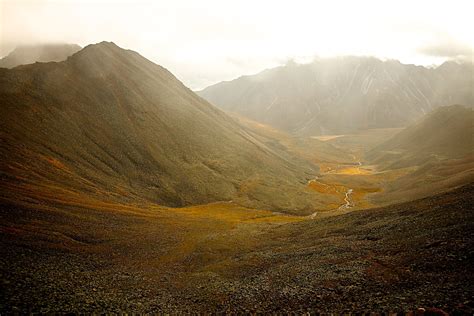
368, 104, 473, 169
233, 115, 354, 164
363, 105, 474, 204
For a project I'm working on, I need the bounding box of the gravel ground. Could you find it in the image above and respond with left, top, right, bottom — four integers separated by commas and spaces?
1, 184, 473, 313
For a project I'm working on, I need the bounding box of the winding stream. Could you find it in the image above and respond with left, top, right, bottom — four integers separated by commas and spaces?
338, 188, 354, 210
307, 161, 362, 219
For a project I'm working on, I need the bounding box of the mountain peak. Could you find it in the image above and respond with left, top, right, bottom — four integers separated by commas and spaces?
83, 41, 120, 50
66, 41, 152, 78
73, 41, 125, 58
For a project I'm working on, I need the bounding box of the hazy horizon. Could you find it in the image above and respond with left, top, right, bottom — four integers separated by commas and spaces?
1, 0, 473, 89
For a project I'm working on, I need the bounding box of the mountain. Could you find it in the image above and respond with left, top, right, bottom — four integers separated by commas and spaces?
0, 44, 81, 68
0, 41, 332, 213
366, 105, 473, 204
367, 104, 473, 169
198, 57, 474, 135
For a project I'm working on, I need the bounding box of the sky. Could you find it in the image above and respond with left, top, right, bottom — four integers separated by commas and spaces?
1, 0, 473, 90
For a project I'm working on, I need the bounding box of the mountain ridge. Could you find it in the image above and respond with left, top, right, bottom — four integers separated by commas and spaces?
367, 104, 473, 169
198, 57, 473, 135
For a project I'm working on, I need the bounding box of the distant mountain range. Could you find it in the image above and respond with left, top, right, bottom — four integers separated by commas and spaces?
0, 42, 328, 213
0, 44, 81, 68
198, 57, 473, 135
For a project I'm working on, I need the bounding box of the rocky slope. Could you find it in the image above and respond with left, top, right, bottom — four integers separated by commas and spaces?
1, 183, 472, 313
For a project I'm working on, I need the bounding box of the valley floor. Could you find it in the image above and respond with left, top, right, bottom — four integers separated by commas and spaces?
1, 184, 473, 313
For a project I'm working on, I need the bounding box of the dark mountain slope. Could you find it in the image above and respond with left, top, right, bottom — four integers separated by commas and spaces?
198, 57, 473, 135
0, 44, 81, 68
0, 41, 327, 213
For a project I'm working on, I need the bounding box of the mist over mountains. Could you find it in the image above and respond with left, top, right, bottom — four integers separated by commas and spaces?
199, 57, 473, 135
0, 44, 81, 69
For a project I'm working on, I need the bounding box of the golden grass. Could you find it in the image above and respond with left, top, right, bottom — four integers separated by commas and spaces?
0, 182, 155, 218
41, 155, 70, 171
308, 180, 340, 194
308, 159, 386, 210
335, 167, 372, 175
351, 187, 382, 209
171, 202, 303, 224
311, 135, 345, 141
2, 181, 307, 271
318, 163, 337, 173
2, 180, 303, 226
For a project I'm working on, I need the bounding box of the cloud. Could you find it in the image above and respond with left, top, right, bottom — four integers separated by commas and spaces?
419, 38, 473, 61
1, 0, 473, 88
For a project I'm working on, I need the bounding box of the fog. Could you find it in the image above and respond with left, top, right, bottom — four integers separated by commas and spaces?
1, 0, 472, 89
